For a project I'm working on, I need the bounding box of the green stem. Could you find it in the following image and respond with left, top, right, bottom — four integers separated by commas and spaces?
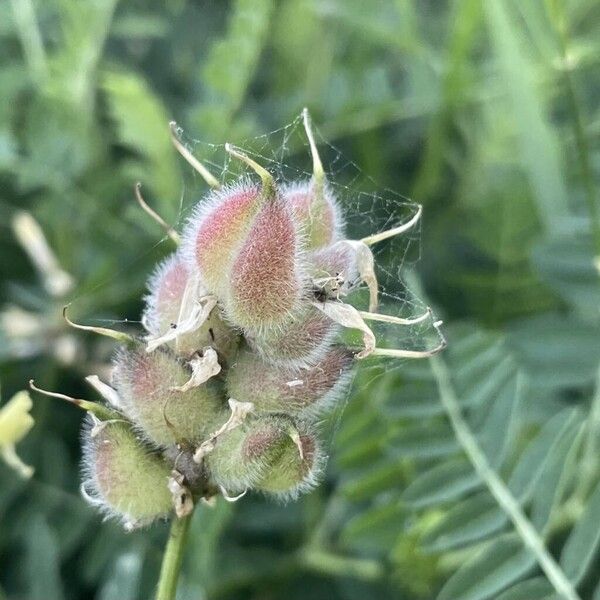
429, 355, 582, 600
156, 513, 193, 600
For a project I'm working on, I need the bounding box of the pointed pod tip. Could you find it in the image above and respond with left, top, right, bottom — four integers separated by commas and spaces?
225, 144, 273, 189
63, 305, 134, 345
169, 122, 220, 189
301, 108, 324, 180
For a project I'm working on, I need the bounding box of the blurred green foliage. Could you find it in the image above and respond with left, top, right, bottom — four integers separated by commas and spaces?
1, 0, 600, 599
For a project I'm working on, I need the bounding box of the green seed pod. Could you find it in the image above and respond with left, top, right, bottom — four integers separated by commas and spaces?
112, 344, 224, 447
226, 345, 353, 416
205, 415, 294, 494
81, 417, 172, 527
246, 305, 338, 368
143, 253, 239, 363
256, 427, 323, 499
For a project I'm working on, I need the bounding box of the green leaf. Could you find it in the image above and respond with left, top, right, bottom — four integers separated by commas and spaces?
594, 577, 600, 600
341, 501, 406, 552
422, 491, 507, 553
458, 355, 516, 410
387, 421, 458, 460
402, 458, 480, 509
436, 534, 535, 600
341, 460, 405, 502
531, 423, 583, 533
507, 314, 600, 389
476, 373, 519, 467
380, 380, 444, 418
532, 224, 600, 317
560, 478, 600, 585
508, 409, 580, 501
495, 577, 558, 600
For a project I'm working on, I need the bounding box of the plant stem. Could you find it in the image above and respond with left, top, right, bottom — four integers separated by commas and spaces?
156, 513, 193, 600
429, 355, 582, 600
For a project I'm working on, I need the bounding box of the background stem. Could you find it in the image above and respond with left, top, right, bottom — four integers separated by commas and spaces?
156, 513, 193, 600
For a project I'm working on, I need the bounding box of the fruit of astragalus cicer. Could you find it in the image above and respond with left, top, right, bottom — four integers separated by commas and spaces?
246, 304, 338, 368
205, 415, 322, 499
282, 179, 342, 250
143, 252, 239, 363
255, 423, 323, 500
182, 180, 307, 334
226, 345, 353, 417
112, 343, 225, 447
81, 417, 173, 528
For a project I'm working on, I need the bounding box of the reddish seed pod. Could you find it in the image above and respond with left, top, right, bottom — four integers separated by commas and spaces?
112, 344, 224, 447
226, 195, 304, 330
184, 182, 264, 297
143, 253, 239, 362
205, 414, 322, 498
183, 181, 306, 332
226, 345, 353, 416
81, 418, 172, 527
283, 181, 342, 250
246, 304, 338, 368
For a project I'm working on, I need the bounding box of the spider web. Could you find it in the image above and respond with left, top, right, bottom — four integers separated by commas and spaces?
46, 113, 443, 469
172, 113, 441, 360
166, 114, 445, 446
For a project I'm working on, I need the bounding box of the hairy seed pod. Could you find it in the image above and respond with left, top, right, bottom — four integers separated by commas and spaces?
283, 181, 342, 250
256, 428, 323, 499
81, 417, 172, 527
143, 253, 239, 362
226, 194, 304, 330
183, 182, 264, 297
112, 344, 224, 447
246, 305, 337, 368
183, 180, 305, 332
205, 415, 296, 494
226, 346, 353, 416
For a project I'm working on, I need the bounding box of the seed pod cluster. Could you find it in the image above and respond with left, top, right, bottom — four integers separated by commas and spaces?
77, 115, 386, 529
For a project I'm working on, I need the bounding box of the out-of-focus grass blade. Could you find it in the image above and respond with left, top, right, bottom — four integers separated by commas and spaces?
102, 70, 181, 219
483, 1, 569, 233
25, 515, 65, 600
98, 550, 143, 600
